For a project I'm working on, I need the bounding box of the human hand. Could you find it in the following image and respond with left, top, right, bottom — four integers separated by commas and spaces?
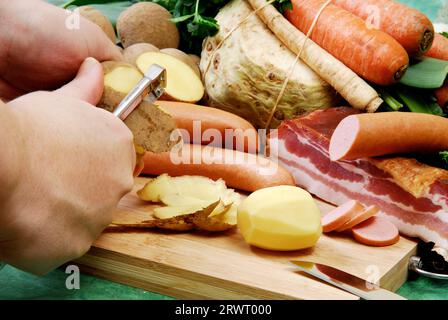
0, 58, 135, 275
0, 0, 122, 100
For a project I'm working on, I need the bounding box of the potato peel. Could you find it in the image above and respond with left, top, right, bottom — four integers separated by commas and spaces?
109, 200, 236, 232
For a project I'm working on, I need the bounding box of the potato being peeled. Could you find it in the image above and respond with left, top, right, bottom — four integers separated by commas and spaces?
238, 186, 322, 251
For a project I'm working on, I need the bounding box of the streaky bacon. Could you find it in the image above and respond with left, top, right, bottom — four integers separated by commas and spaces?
270, 107, 448, 248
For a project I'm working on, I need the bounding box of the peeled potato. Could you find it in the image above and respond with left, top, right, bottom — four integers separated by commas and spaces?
238, 186, 322, 251
136, 52, 204, 103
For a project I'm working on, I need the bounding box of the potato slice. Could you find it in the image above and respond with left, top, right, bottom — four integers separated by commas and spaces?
136, 52, 204, 103
137, 174, 228, 203
160, 194, 216, 208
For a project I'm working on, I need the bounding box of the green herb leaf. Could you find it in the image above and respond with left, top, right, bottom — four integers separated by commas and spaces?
440, 151, 448, 164
441, 32, 448, 39
274, 0, 292, 13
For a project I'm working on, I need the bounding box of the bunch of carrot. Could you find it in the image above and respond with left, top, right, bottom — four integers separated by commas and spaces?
284, 0, 439, 86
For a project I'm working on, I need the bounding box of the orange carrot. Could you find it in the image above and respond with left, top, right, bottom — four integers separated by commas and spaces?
435, 81, 448, 110
426, 33, 448, 61
285, 0, 409, 85
332, 0, 434, 57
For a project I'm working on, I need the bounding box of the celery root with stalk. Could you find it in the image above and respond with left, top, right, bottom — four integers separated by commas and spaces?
247, 0, 383, 112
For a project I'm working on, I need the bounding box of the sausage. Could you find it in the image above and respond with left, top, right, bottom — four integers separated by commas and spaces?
321, 200, 364, 233
329, 112, 448, 161
352, 216, 400, 247
156, 101, 259, 153
336, 205, 379, 232
141, 144, 295, 192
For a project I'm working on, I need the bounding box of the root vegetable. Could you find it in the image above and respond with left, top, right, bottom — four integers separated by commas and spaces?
246, 0, 383, 112
201, 0, 339, 129
160, 48, 201, 77
136, 175, 240, 231
98, 61, 143, 112
79, 6, 116, 43
141, 144, 296, 192
285, 0, 409, 85
117, 2, 179, 49
188, 54, 201, 67
137, 52, 204, 103
156, 101, 259, 153
426, 33, 448, 61
123, 101, 181, 154
237, 186, 322, 251
123, 43, 159, 66
332, 0, 434, 57
435, 81, 448, 109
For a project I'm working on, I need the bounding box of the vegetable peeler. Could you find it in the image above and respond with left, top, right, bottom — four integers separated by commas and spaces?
112, 64, 166, 121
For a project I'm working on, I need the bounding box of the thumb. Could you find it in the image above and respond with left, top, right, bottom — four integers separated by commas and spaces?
55, 57, 104, 105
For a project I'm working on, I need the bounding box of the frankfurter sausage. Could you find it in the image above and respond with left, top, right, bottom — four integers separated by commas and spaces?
352, 216, 400, 247
329, 112, 448, 161
321, 200, 364, 233
336, 205, 379, 232
141, 144, 295, 192
156, 101, 259, 153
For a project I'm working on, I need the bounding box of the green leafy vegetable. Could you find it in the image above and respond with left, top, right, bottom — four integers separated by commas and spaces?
399, 57, 448, 89
377, 87, 403, 111
394, 85, 444, 116
441, 32, 448, 39
274, 0, 293, 12
440, 151, 448, 165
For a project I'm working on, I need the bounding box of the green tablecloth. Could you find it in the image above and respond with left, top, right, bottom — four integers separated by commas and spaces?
1, 0, 447, 300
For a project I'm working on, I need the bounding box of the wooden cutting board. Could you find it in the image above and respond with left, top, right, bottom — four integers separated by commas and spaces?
75, 177, 417, 300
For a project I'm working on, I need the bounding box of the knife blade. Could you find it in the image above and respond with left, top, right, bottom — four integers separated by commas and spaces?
290, 260, 406, 300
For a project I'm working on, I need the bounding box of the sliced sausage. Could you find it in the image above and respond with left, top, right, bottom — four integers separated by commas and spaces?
141, 144, 295, 192
156, 101, 259, 153
336, 205, 379, 232
352, 216, 400, 247
329, 112, 448, 161
321, 200, 364, 233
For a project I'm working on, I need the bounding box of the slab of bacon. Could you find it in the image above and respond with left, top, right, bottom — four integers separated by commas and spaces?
270, 107, 448, 248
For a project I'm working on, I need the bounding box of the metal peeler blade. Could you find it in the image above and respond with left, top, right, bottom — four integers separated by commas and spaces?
112, 64, 166, 121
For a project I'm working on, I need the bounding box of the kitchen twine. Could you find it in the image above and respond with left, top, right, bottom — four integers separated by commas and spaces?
203, 0, 333, 132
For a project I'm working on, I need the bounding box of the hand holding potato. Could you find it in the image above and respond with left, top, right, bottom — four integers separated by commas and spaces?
0, 0, 122, 100
0, 58, 135, 275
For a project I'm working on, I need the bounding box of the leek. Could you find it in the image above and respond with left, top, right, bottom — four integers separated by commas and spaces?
400, 57, 448, 89
394, 85, 444, 116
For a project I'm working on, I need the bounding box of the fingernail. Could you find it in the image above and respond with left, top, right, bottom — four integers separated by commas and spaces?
79, 57, 99, 74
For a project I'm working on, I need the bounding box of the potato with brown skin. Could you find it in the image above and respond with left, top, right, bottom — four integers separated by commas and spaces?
117, 2, 180, 49
160, 48, 201, 77
124, 101, 181, 154
123, 43, 159, 66
79, 6, 116, 44
98, 62, 180, 154
98, 61, 143, 112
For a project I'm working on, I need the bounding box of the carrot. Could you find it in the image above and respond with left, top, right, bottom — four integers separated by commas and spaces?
156, 100, 259, 153
426, 33, 448, 61
284, 0, 409, 85
247, 0, 383, 112
332, 0, 434, 57
435, 81, 448, 110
